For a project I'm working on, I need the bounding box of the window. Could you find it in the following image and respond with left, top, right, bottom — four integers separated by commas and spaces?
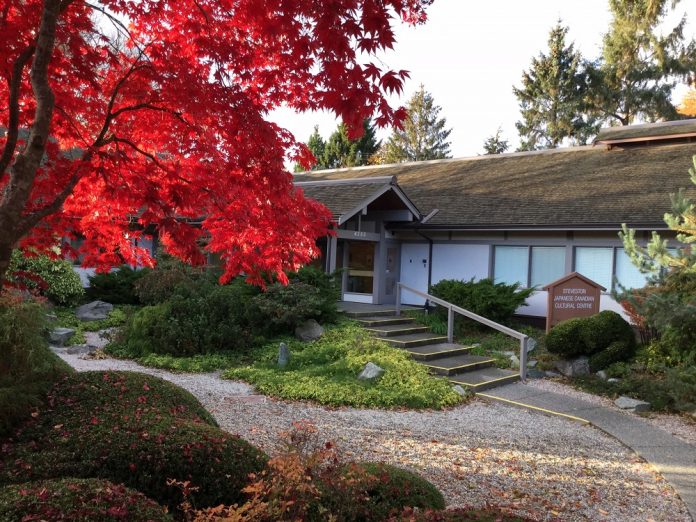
575, 247, 613, 290
494, 246, 566, 287
530, 247, 566, 287
614, 248, 648, 290
494, 246, 528, 286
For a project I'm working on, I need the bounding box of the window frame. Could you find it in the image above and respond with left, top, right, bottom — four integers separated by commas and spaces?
492, 245, 567, 288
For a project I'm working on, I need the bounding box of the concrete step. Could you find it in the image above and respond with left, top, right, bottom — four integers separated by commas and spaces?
356, 316, 416, 327
405, 343, 473, 361
424, 354, 496, 376
344, 310, 398, 318
366, 324, 430, 337
449, 367, 520, 393
383, 332, 449, 348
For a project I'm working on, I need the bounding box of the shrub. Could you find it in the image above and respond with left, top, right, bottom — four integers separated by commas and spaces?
0, 293, 73, 436
134, 266, 196, 304
430, 278, 534, 326
0, 478, 172, 521
7, 249, 84, 305
87, 266, 149, 304
546, 311, 636, 369
343, 462, 445, 520
114, 279, 259, 357
249, 281, 331, 333
1, 371, 267, 512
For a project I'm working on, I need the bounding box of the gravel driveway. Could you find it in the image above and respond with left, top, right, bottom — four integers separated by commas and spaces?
55, 349, 690, 522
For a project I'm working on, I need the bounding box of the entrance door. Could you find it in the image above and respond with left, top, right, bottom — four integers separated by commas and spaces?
381, 245, 400, 304
399, 243, 429, 305
342, 240, 376, 303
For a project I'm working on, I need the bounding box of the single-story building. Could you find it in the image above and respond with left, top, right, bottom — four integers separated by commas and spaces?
294, 119, 696, 321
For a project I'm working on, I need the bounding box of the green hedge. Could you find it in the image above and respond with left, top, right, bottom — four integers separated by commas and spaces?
430, 278, 534, 325
87, 267, 149, 304
0, 295, 73, 436
546, 311, 636, 370
1, 371, 267, 512
7, 250, 84, 305
0, 478, 172, 521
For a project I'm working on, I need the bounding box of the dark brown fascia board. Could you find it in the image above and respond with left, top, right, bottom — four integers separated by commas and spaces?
595, 132, 696, 146
386, 223, 670, 232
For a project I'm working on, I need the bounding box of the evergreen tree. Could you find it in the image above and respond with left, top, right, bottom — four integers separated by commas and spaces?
482, 128, 509, 155
294, 125, 326, 172
513, 22, 597, 151
323, 120, 380, 169
586, 0, 696, 126
380, 85, 452, 163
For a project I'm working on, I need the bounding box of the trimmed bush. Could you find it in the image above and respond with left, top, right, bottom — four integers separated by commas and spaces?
0, 478, 172, 521
249, 281, 333, 333
7, 249, 84, 305
0, 294, 73, 436
546, 311, 636, 370
87, 267, 149, 304
134, 266, 196, 304
1, 371, 267, 512
343, 462, 445, 520
430, 278, 534, 326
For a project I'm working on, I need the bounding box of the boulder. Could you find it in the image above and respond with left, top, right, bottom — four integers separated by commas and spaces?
84, 329, 114, 350
554, 356, 590, 377
527, 359, 538, 368
545, 370, 561, 378
358, 362, 385, 381
294, 319, 324, 342
452, 384, 468, 397
509, 354, 520, 369
76, 300, 113, 321
49, 327, 75, 346
66, 344, 93, 355
277, 342, 290, 368
607, 378, 621, 384
596, 370, 608, 381
614, 396, 650, 413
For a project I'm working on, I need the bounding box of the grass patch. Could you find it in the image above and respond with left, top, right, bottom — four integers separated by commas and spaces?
54, 305, 134, 345
223, 322, 464, 409
130, 351, 245, 373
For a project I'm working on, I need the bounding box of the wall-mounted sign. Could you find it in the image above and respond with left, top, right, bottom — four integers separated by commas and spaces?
542, 272, 605, 332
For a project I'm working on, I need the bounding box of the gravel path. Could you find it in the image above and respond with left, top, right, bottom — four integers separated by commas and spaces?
55, 349, 690, 522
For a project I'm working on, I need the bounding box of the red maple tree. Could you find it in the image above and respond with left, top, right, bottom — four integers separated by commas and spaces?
0, 0, 431, 285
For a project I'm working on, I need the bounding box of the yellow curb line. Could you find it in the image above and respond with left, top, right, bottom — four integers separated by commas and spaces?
451, 374, 519, 387
426, 359, 495, 371
477, 393, 591, 426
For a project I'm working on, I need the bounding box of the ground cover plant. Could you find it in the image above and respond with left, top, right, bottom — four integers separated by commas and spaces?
54, 305, 132, 345
0, 478, 173, 521
0, 371, 267, 512
0, 293, 73, 436
223, 322, 463, 409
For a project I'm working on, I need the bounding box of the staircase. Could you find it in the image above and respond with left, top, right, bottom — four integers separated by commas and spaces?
345, 309, 520, 393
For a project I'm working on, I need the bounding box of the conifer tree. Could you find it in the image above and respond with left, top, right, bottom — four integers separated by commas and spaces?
323, 120, 380, 169
482, 128, 509, 155
513, 22, 597, 151
380, 85, 452, 163
586, 0, 696, 125
294, 126, 326, 172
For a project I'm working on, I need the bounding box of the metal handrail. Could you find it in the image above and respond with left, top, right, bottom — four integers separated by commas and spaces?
396, 282, 529, 380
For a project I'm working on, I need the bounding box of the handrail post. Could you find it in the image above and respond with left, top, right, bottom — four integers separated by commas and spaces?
519, 336, 528, 381
395, 283, 401, 317
447, 306, 454, 343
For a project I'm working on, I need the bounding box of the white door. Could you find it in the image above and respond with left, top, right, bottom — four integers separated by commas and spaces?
399, 243, 429, 305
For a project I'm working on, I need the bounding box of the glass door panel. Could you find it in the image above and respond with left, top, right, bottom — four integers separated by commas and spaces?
347, 241, 375, 294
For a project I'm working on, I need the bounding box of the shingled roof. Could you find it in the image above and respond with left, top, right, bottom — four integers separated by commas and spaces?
294, 142, 696, 230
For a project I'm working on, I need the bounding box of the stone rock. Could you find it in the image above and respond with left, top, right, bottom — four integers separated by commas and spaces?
76, 300, 113, 321
607, 378, 621, 384
509, 354, 520, 369
614, 396, 650, 413
554, 357, 590, 377
358, 362, 385, 381
526, 368, 546, 379
526, 338, 537, 353
452, 385, 468, 397
545, 370, 561, 378
84, 329, 114, 350
596, 370, 608, 381
294, 319, 324, 342
527, 359, 538, 368
66, 344, 93, 355
278, 342, 290, 368
49, 327, 75, 346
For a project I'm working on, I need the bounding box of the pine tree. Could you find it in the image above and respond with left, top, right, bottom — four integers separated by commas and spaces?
380, 85, 452, 163
513, 22, 597, 151
586, 0, 696, 126
482, 128, 509, 155
323, 120, 380, 169
294, 126, 326, 172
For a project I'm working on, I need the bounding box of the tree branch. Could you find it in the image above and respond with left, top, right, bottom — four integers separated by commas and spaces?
0, 45, 35, 181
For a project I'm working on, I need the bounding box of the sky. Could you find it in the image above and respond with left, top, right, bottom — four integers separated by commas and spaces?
271, 0, 695, 159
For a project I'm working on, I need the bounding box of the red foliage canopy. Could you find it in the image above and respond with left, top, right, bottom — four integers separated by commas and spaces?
0, 0, 431, 284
